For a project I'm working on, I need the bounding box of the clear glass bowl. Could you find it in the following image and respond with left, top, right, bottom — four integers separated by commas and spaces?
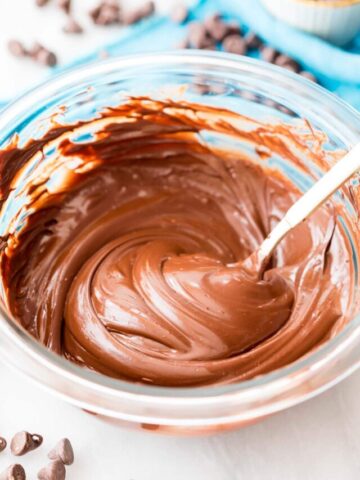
0, 51, 360, 435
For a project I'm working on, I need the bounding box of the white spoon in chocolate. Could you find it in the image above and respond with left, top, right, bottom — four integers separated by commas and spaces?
246, 142, 360, 276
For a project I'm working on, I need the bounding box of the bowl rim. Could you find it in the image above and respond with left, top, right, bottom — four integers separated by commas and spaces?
1, 50, 360, 418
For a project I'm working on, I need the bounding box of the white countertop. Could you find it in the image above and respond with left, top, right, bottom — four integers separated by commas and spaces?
1, 2, 360, 479
2, 363, 360, 480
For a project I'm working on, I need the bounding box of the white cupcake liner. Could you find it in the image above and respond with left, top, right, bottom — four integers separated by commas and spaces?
261, 0, 360, 45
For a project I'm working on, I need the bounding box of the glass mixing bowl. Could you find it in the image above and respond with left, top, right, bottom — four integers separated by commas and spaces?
0, 51, 360, 435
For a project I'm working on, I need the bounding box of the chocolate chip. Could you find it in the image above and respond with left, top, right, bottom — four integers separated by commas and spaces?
37, 461, 65, 480
275, 54, 300, 72
122, 1, 155, 25
48, 439, 74, 466
260, 46, 278, 63
204, 13, 228, 42
222, 34, 247, 55
89, 5, 101, 21
63, 18, 83, 34
8, 40, 28, 58
37, 49, 57, 67
225, 20, 242, 36
170, 3, 188, 24
188, 21, 214, 49
57, 0, 71, 14
97, 6, 120, 25
281, 63, 299, 73
299, 71, 317, 83
35, 0, 50, 6
245, 32, 262, 49
90, 1, 121, 25
0, 464, 26, 480
0, 437, 7, 452
10, 432, 43, 456
177, 38, 189, 49
28, 42, 57, 66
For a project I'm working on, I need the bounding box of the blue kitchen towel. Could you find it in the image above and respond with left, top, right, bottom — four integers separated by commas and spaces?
1, 0, 359, 110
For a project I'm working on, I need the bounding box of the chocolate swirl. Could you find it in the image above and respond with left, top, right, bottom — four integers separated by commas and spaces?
0, 98, 355, 386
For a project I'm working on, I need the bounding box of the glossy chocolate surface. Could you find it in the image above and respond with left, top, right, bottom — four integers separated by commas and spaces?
0, 98, 356, 386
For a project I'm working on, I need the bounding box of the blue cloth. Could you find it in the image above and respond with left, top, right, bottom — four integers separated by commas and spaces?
1, 0, 359, 110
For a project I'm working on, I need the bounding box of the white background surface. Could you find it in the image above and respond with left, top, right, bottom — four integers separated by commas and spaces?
1, 1, 360, 479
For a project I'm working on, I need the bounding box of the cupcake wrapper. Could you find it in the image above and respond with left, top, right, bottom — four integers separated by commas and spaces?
261, 0, 360, 45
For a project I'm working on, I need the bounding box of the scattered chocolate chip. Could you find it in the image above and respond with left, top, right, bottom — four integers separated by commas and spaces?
245, 32, 262, 49
222, 34, 247, 55
48, 439, 74, 466
98, 4, 121, 25
38, 461, 65, 480
275, 54, 300, 72
35, 0, 50, 6
122, 1, 155, 25
177, 38, 189, 49
29, 42, 44, 57
28, 42, 57, 66
281, 63, 299, 73
260, 45, 278, 63
8, 40, 28, 58
187, 21, 214, 49
10, 432, 43, 456
204, 13, 229, 42
89, 5, 101, 21
90, 0, 121, 25
63, 17, 83, 34
37, 48, 57, 66
0, 437, 7, 453
0, 464, 26, 480
57, 0, 71, 14
170, 3, 188, 24
224, 20, 242, 36
299, 70, 317, 83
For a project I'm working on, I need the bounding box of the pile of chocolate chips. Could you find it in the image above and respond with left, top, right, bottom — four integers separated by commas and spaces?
8, 0, 156, 67
8, 40, 57, 67
0, 433, 74, 480
172, 6, 317, 83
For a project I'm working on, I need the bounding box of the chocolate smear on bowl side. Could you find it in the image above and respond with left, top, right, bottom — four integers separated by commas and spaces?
10, 432, 43, 456
48, 439, 74, 466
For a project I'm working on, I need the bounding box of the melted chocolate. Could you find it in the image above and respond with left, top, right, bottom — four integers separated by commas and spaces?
0, 98, 356, 386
